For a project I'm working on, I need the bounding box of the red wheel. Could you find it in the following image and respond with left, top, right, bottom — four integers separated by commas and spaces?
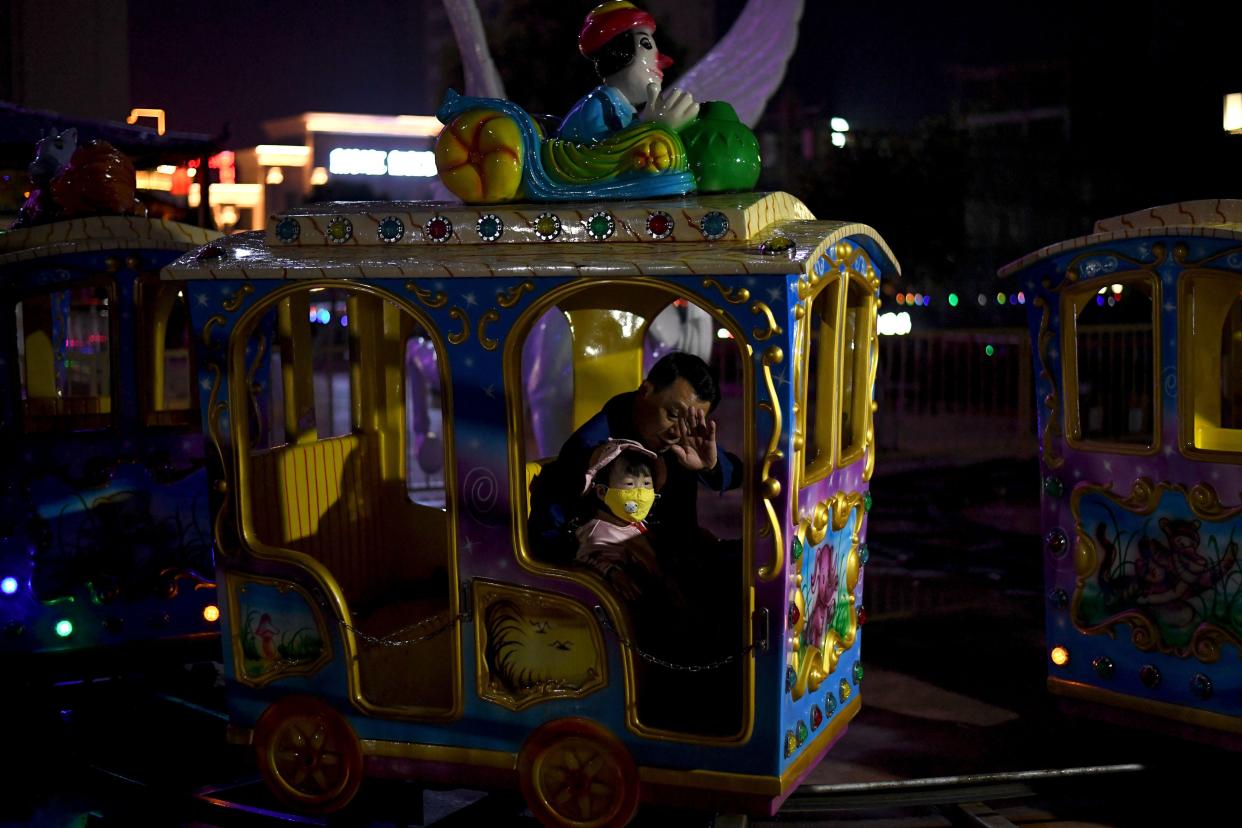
253, 696, 363, 814
518, 718, 639, 828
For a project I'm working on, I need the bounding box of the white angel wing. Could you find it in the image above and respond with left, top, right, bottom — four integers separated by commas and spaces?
674, 0, 805, 127
442, 0, 507, 99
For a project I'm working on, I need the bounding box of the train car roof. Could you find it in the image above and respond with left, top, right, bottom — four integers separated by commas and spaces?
161, 192, 901, 281
0, 216, 221, 271
999, 198, 1242, 277
0, 101, 217, 169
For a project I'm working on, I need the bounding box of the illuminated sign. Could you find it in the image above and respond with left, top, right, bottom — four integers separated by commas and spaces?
328, 148, 437, 177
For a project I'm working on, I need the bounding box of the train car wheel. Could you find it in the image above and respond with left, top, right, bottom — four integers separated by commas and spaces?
518, 718, 639, 828
253, 696, 364, 814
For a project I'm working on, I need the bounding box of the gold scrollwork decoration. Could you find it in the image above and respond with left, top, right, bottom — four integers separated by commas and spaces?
406, 281, 448, 308
757, 345, 785, 582
864, 296, 880, 481
447, 306, 471, 345
797, 277, 812, 301
1173, 244, 1242, 269
1189, 482, 1228, 517
1064, 246, 1163, 285
478, 309, 501, 352
702, 278, 750, 304
751, 301, 783, 341
1034, 297, 1064, 469
790, 491, 865, 699
806, 501, 829, 546
222, 283, 255, 312
201, 314, 226, 347
204, 361, 229, 477
496, 281, 535, 309
245, 335, 269, 445
211, 494, 237, 561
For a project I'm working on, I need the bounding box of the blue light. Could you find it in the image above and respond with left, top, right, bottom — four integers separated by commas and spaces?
317, 307, 331, 324
1, 577, 17, 595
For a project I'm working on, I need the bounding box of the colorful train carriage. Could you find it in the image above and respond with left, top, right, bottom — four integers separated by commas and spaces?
0, 215, 223, 660
165, 191, 898, 822
1004, 199, 1242, 740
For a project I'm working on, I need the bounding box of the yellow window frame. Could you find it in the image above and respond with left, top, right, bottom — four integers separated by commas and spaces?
1178, 269, 1242, 461
1060, 271, 1161, 455
136, 277, 199, 428
16, 277, 118, 433
800, 269, 876, 486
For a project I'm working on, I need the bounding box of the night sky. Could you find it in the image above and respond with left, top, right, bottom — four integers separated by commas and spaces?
125, 0, 1242, 273
127, 1, 1202, 139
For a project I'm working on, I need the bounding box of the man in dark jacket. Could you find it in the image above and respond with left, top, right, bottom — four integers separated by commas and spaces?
528, 350, 745, 735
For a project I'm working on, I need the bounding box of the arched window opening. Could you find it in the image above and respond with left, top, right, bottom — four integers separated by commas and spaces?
236, 284, 454, 714
517, 284, 748, 739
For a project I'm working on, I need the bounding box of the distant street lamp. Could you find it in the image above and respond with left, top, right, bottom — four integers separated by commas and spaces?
830, 116, 850, 149
1226, 93, 1242, 134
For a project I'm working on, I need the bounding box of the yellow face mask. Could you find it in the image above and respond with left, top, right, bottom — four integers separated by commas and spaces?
602, 486, 656, 523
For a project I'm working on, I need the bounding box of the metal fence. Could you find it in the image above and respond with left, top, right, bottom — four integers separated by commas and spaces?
875, 329, 1035, 465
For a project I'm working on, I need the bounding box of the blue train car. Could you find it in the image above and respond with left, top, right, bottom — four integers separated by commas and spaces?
164, 191, 899, 822
0, 215, 223, 661
1004, 199, 1242, 741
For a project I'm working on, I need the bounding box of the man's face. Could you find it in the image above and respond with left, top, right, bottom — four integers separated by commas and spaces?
606, 28, 670, 106
634, 377, 711, 451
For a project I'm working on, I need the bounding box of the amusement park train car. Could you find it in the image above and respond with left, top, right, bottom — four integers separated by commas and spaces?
163, 189, 897, 822
0, 214, 223, 661
1004, 199, 1242, 741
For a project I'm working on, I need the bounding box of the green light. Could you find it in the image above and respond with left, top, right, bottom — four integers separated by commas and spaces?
985, 344, 995, 357
948, 292, 959, 307
996, 292, 1006, 305
55, 619, 73, 637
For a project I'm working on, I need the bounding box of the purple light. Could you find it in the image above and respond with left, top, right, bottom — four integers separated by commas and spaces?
340, 315, 349, 327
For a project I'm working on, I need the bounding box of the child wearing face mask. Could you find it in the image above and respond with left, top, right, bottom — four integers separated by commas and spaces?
574, 439, 680, 603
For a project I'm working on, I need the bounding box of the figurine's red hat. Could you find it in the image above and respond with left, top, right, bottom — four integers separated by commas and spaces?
579, 1, 657, 58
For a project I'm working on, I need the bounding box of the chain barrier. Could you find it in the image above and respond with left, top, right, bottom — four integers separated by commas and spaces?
592, 606, 758, 673
339, 610, 468, 648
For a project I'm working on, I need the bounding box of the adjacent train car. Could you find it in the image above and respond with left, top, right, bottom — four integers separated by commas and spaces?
165, 191, 898, 822
0, 215, 223, 661
1004, 199, 1242, 740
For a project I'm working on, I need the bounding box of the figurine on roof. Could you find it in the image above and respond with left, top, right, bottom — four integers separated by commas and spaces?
558, 1, 700, 145
434, 0, 762, 204
12, 128, 145, 229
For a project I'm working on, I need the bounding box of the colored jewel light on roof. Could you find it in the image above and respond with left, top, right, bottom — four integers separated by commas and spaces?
585, 211, 615, 241
378, 216, 405, 244
646, 211, 673, 239
426, 215, 453, 243
477, 214, 504, 242
700, 211, 729, 240
534, 213, 562, 241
